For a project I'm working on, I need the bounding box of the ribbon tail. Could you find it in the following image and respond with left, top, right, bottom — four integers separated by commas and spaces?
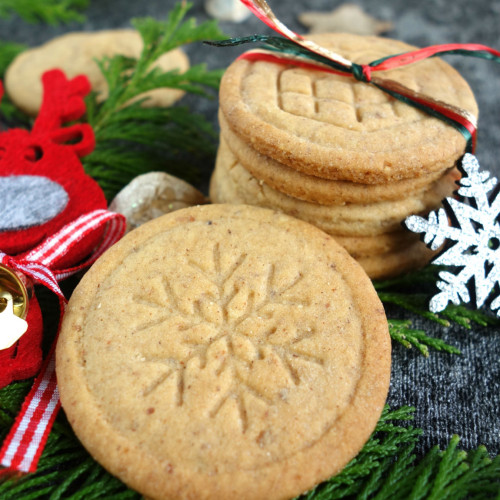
371, 76, 477, 153
0, 334, 61, 474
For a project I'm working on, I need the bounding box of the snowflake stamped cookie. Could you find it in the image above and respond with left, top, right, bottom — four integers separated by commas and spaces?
56, 204, 391, 500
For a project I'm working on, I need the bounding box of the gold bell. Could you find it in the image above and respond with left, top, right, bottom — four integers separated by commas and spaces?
0, 263, 31, 320
0, 264, 33, 349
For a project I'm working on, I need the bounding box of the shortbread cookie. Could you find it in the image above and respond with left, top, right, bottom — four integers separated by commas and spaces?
5, 29, 189, 116
357, 240, 438, 279
220, 111, 458, 205
56, 204, 391, 500
334, 231, 421, 258
220, 33, 478, 183
210, 137, 457, 236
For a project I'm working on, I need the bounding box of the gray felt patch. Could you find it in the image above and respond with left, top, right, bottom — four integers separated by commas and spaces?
0, 175, 69, 231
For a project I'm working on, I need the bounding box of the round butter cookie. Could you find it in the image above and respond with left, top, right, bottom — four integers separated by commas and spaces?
5, 29, 189, 116
56, 204, 391, 500
219, 33, 478, 183
219, 111, 458, 206
210, 137, 457, 236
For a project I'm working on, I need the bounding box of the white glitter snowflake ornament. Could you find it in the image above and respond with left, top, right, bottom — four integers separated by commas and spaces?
405, 153, 500, 316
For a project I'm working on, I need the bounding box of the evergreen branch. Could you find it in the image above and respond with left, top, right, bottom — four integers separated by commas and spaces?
89, 3, 225, 121
82, 2, 226, 201
298, 406, 421, 499
132, 3, 226, 63
374, 265, 446, 292
0, 40, 25, 76
389, 319, 460, 357
1, 389, 498, 499
375, 265, 500, 334
379, 291, 450, 326
0, 0, 88, 24
298, 408, 500, 500
439, 303, 499, 329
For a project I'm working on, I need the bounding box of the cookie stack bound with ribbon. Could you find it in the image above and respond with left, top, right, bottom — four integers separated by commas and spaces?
210, 32, 478, 278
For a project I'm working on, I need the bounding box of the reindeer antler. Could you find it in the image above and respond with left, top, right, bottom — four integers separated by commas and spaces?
32, 69, 95, 157
34, 70, 90, 130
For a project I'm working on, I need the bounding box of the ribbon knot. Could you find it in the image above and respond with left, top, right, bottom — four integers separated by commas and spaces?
0, 209, 127, 305
351, 63, 372, 83
0, 254, 64, 303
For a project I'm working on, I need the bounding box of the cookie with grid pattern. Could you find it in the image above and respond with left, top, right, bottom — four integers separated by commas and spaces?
219, 33, 477, 184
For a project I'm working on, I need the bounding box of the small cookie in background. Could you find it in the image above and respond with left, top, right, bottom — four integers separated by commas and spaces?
205, 0, 251, 22
5, 29, 189, 116
299, 4, 393, 36
109, 171, 207, 233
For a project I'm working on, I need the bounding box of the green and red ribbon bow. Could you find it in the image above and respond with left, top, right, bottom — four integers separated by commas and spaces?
207, 0, 500, 153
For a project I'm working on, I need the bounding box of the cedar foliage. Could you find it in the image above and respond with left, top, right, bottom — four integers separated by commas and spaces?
375, 266, 500, 356
1, 388, 499, 499
299, 407, 500, 500
82, 2, 226, 200
0, 40, 30, 125
0, 0, 88, 24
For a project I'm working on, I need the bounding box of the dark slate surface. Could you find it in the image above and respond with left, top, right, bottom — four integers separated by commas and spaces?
0, 0, 498, 460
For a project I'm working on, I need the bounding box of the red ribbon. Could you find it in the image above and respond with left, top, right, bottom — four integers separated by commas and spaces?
234, 0, 500, 154
0, 209, 126, 474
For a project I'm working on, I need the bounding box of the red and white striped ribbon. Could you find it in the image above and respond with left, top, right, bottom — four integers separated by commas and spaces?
0, 209, 126, 474
0, 346, 60, 473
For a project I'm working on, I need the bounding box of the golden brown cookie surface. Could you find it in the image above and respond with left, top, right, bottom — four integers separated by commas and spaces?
210, 137, 457, 236
5, 29, 189, 116
56, 204, 391, 500
219, 111, 456, 205
220, 33, 477, 183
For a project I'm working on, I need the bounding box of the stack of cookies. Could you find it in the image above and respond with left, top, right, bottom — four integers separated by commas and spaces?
210, 33, 478, 279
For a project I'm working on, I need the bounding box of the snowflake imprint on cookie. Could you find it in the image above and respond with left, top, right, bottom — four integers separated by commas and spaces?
405, 153, 500, 316
131, 242, 325, 432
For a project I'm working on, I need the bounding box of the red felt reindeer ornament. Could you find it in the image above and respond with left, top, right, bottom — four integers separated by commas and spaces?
0, 69, 108, 388
0, 70, 125, 476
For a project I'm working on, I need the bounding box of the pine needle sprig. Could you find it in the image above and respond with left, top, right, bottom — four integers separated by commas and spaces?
375, 265, 446, 292
82, 2, 226, 200
438, 303, 498, 329
0, 380, 32, 442
379, 291, 450, 326
87, 2, 225, 121
375, 265, 500, 334
0, 0, 88, 25
0, 40, 25, 76
389, 319, 461, 356
299, 407, 500, 500
0, 384, 140, 499
298, 406, 421, 499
